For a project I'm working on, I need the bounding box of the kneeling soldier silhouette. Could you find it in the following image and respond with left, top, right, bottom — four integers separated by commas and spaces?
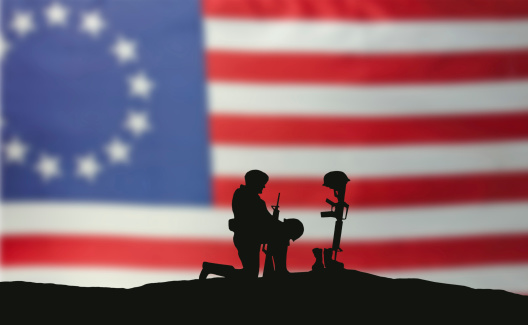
200, 170, 303, 279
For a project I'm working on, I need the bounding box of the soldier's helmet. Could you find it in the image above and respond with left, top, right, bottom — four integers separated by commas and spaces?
322, 171, 350, 190
283, 218, 304, 242
245, 169, 269, 186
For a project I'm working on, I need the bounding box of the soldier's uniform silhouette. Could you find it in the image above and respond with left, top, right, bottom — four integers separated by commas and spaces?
230, 170, 295, 278
200, 170, 303, 280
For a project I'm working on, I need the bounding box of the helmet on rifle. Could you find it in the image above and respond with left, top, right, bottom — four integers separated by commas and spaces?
322, 171, 350, 191
284, 218, 304, 242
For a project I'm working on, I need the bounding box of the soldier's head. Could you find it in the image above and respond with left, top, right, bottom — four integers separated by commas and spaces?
245, 170, 269, 194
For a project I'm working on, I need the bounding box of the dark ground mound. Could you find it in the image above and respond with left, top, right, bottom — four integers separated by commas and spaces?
1, 269, 526, 322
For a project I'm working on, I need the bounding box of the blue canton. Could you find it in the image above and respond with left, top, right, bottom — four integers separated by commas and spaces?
2, 0, 210, 204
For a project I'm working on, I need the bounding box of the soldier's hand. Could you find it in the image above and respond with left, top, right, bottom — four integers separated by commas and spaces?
273, 208, 280, 218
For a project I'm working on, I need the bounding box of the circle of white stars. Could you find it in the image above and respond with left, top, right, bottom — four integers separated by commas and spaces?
2, 2, 156, 183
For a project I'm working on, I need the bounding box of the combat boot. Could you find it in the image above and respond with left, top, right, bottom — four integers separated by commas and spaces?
311, 248, 324, 271
324, 248, 344, 270
199, 262, 236, 280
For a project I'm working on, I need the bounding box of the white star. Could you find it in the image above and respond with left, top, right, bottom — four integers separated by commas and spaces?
127, 71, 155, 100
44, 2, 70, 27
10, 11, 36, 38
79, 10, 106, 38
124, 110, 151, 137
104, 137, 131, 164
0, 34, 11, 61
3, 136, 29, 164
34, 152, 62, 182
75, 153, 102, 182
110, 36, 138, 65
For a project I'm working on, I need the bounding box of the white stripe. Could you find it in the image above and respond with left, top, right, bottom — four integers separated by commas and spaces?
2, 202, 227, 239
205, 19, 528, 53
2, 264, 527, 292
209, 81, 528, 117
0, 267, 200, 288
213, 141, 528, 177
375, 263, 528, 293
4, 202, 528, 240
342, 203, 528, 240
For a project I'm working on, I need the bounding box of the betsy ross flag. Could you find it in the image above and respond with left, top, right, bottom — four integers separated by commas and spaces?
2, 0, 528, 293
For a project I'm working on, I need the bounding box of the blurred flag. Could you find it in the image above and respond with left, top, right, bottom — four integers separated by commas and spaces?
2, 0, 528, 293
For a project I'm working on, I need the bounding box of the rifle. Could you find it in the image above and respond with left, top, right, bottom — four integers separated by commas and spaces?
271, 193, 280, 218
262, 193, 280, 277
321, 188, 349, 268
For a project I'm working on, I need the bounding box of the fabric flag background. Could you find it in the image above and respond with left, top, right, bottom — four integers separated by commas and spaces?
2, 0, 528, 294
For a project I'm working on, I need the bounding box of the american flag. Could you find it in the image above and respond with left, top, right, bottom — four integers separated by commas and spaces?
2, 0, 528, 293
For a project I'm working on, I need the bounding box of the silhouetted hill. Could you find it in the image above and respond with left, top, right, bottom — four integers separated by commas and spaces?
2, 269, 526, 322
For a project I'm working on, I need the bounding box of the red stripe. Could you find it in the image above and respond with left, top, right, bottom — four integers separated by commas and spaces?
204, 0, 528, 20
214, 173, 528, 208
3, 234, 528, 271
208, 51, 528, 84
212, 112, 528, 145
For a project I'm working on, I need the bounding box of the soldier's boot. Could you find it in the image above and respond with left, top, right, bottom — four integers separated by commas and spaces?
311, 248, 324, 272
199, 262, 236, 280
324, 248, 344, 270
